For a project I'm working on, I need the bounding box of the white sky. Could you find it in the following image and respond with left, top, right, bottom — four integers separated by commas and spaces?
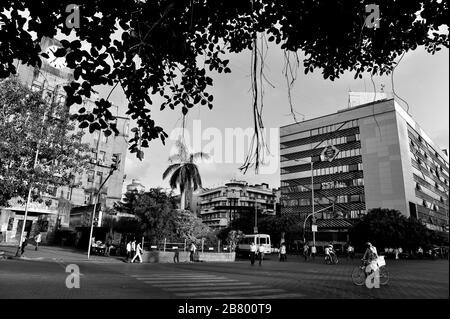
95, 45, 449, 194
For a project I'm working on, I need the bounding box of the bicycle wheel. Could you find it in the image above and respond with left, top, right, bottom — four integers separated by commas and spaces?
351, 266, 366, 286
379, 266, 389, 285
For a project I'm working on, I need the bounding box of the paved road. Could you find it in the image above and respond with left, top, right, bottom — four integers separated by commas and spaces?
0, 254, 448, 299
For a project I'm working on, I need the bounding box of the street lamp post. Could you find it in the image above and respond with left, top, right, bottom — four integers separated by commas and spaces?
294, 159, 315, 247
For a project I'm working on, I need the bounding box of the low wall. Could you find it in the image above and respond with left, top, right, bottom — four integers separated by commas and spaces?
142, 251, 235, 263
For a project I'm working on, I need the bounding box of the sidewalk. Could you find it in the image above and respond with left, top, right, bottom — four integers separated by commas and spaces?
0, 244, 126, 264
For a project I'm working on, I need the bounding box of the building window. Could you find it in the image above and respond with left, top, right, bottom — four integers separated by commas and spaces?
422, 199, 427, 207
349, 164, 358, 172
416, 183, 422, 191
87, 170, 95, 182
7, 217, 14, 231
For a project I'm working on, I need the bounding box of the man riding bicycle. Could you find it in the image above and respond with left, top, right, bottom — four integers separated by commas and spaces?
362, 242, 379, 274
325, 244, 336, 263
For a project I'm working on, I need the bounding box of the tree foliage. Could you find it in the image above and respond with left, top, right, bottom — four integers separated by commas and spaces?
349, 208, 440, 251
1, 0, 447, 167
120, 188, 212, 242
0, 77, 90, 207
162, 139, 208, 210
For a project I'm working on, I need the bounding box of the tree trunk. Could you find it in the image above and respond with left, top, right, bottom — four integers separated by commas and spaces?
184, 182, 193, 211
180, 190, 186, 210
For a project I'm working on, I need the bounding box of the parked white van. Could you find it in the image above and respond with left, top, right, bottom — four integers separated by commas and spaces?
236, 234, 272, 256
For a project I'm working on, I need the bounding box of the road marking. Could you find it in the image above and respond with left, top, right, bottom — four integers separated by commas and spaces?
134, 275, 224, 279
249, 293, 306, 299
163, 285, 269, 292
175, 288, 285, 297
152, 282, 253, 288
143, 279, 237, 284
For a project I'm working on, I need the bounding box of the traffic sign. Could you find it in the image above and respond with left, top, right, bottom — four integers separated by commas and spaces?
311, 225, 318, 232
253, 226, 258, 234
321, 144, 339, 162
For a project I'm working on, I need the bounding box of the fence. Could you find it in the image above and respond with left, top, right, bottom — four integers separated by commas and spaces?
144, 238, 233, 253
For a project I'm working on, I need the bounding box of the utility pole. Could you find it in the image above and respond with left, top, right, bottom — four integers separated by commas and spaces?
254, 200, 258, 234
311, 161, 315, 248
87, 154, 120, 259
15, 110, 47, 257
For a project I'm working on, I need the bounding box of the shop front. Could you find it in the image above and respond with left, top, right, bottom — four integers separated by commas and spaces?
0, 199, 59, 245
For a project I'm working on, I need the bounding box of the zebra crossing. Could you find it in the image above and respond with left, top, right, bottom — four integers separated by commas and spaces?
129, 272, 305, 299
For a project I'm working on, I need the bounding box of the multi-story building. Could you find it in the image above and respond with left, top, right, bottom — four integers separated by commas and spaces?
0, 37, 129, 244
280, 95, 449, 245
199, 181, 278, 230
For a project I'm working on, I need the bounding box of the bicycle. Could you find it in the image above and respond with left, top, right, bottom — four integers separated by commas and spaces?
351, 259, 389, 286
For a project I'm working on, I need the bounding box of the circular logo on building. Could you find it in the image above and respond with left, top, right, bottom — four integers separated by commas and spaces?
321, 144, 339, 162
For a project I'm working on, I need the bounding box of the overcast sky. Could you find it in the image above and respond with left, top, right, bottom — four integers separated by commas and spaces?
98, 45, 449, 194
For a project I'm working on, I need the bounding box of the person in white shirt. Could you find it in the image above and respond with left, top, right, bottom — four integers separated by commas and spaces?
34, 232, 41, 251
131, 242, 143, 263
417, 246, 423, 259
362, 242, 379, 273
190, 242, 197, 262
131, 240, 136, 260
126, 241, 132, 262
279, 243, 287, 262
258, 244, 265, 266
310, 245, 317, 260
249, 242, 257, 266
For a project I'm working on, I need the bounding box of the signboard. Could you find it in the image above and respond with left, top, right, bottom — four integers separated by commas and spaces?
253, 226, 258, 234
321, 144, 339, 162
311, 225, 318, 232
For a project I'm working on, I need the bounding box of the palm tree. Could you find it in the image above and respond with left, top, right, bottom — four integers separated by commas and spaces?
162, 139, 209, 211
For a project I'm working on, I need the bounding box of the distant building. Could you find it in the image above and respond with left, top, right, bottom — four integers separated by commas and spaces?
280, 96, 449, 246
198, 181, 278, 230
0, 37, 129, 244
126, 179, 146, 194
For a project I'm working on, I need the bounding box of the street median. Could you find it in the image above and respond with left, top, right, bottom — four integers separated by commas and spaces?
142, 251, 236, 263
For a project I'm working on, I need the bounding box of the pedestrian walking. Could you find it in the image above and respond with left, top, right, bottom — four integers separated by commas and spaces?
258, 244, 265, 266
34, 232, 41, 251
347, 244, 354, 260
131, 241, 143, 263
173, 247, 180, 263
190, 242, 197, 262
126, 241, 132, 262
417, 246, 423, 259
394, 247, 399, 260
279, 243, 287, 262
303, 243, 309, 261
20, 236, 29, 256
249, 242, 257, 266
131, 239, 136, 260
310, 245, 316, 260
105, 237, 112, 256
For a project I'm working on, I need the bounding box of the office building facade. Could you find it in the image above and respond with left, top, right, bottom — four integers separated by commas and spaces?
280, 97, 449, 244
